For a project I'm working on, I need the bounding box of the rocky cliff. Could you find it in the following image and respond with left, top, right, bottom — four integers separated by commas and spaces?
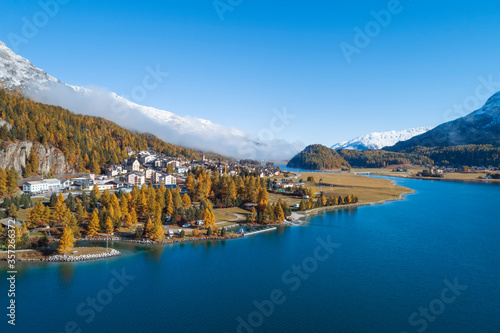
0, 140, 74, 176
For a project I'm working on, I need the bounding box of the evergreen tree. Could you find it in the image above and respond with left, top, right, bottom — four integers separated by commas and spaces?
8, 203, 18, 218
75, 202, 87, 224
49, 193, 58, 207
68, 215, 81, 237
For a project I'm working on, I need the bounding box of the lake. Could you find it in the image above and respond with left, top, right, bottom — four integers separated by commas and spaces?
1, 177, 499, 333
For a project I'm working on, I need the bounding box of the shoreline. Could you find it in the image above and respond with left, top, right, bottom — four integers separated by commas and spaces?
291, 180, 415, 222
3, 178, 415, 264
352, 171, 500, 185
1, 248, 121, 262
81, 234, 244, 245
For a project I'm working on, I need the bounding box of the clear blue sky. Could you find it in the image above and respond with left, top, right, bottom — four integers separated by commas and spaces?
1, 0, 500, 146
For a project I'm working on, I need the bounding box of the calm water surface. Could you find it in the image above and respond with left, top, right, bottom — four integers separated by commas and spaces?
1, 177, 500, 333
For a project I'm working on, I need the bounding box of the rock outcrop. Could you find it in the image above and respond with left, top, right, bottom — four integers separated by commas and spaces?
0, 140, 74, 175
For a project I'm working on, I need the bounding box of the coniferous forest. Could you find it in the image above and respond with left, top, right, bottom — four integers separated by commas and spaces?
0, 88, 223, 174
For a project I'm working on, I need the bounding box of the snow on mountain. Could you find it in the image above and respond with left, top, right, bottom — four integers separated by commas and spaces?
0, 41, 303, 160
331, 127, 433, 151
389, 92, 500, 150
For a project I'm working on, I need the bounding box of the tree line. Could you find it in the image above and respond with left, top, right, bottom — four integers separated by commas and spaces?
0, 167, 19, 198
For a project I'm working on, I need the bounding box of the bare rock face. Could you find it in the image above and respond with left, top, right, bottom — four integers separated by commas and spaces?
0, 118, 13, 130
0, 140, 75, 176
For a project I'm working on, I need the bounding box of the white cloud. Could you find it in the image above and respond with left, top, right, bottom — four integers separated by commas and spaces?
23, 82, 304, 160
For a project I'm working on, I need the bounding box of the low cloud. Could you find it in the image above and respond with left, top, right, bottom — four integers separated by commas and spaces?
23, 82, 304, 160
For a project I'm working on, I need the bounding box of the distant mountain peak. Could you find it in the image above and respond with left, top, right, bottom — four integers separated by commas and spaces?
331, 127, 433, 151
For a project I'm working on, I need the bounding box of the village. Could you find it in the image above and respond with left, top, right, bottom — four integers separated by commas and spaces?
21, 151, 281, 196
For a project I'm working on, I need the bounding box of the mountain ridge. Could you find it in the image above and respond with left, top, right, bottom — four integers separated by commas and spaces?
388, 93, 500, 151
331, 127, 433, 151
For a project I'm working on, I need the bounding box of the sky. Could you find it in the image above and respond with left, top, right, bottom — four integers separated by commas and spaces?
1, 0, 500, 148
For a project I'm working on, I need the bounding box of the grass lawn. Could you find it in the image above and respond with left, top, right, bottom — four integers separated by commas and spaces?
213, 210, 237, 223
351, 166, 500, 183
219, 207, 249, 215
300, 172, 412, 203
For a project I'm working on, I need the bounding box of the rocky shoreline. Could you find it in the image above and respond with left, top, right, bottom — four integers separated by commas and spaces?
82, 235, 244, 245
4, 249, 121, 262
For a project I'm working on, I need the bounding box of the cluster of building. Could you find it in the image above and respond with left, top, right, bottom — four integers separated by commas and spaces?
21, 150, 283, 195
270, 179, 305, 190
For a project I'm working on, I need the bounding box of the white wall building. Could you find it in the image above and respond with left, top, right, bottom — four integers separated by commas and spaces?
22, 178, 68, 194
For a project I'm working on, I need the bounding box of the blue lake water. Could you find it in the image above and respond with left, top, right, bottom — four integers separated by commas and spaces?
1, 177, 500, 333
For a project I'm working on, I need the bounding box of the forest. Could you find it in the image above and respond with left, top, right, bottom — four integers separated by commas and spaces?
0, 88, 224, 176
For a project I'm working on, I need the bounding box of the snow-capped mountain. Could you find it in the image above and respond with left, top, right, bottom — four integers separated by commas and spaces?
0, 41, 302, 160
389, 92, 500, 150
331, 127, 433, 151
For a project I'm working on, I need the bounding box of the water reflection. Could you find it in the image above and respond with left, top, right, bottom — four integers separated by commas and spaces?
58, 263, 74, 285
145, 245, 164, 262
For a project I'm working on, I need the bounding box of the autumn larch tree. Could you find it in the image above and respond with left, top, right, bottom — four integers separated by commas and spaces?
150, 219, 164, 242
104, 217, 114, 234
58, 226, 75, 254
87, 209, 100, 237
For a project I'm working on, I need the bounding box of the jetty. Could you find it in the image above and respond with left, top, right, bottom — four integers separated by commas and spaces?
242, 227, 277, 236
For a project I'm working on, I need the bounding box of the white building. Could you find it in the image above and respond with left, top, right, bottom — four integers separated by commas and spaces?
125, 159, 141, 172
23, 181, 46, 194
144, 168, 156, 180
22, 178, 69, 194
176, 166, 189, 174
127, 172, 146, 186
160, 174, 176, 185
140, 154, 157, 164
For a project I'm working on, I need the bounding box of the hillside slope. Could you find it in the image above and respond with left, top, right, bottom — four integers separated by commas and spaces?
0, 88, 220, 175
389, 92, 500, 150
287, 144, 351, 170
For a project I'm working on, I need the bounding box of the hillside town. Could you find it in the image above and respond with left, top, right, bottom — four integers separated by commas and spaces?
20, 150, 281, 196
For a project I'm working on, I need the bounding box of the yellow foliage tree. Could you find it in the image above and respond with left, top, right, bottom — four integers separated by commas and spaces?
110, 194, 121, 220
119, 195, 129, 217
87, 209, 100, 237
129, 209, 138, 228
202, 208, 216, 229
124, 213, 133, 228
321, 194, 327, 207
165, 191, 173, 217
144, 218, 153, 238
20, 221, 29, 235
91, 184, 101, 199
182, 193, 191, 209
27, 202, 50, 228
185, 173, 195, 191
58, 226, 75, 254
52, 195, 68, 226
104, 217, 114, 234
275, 204, 285, 223
149, 219, 164, 242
